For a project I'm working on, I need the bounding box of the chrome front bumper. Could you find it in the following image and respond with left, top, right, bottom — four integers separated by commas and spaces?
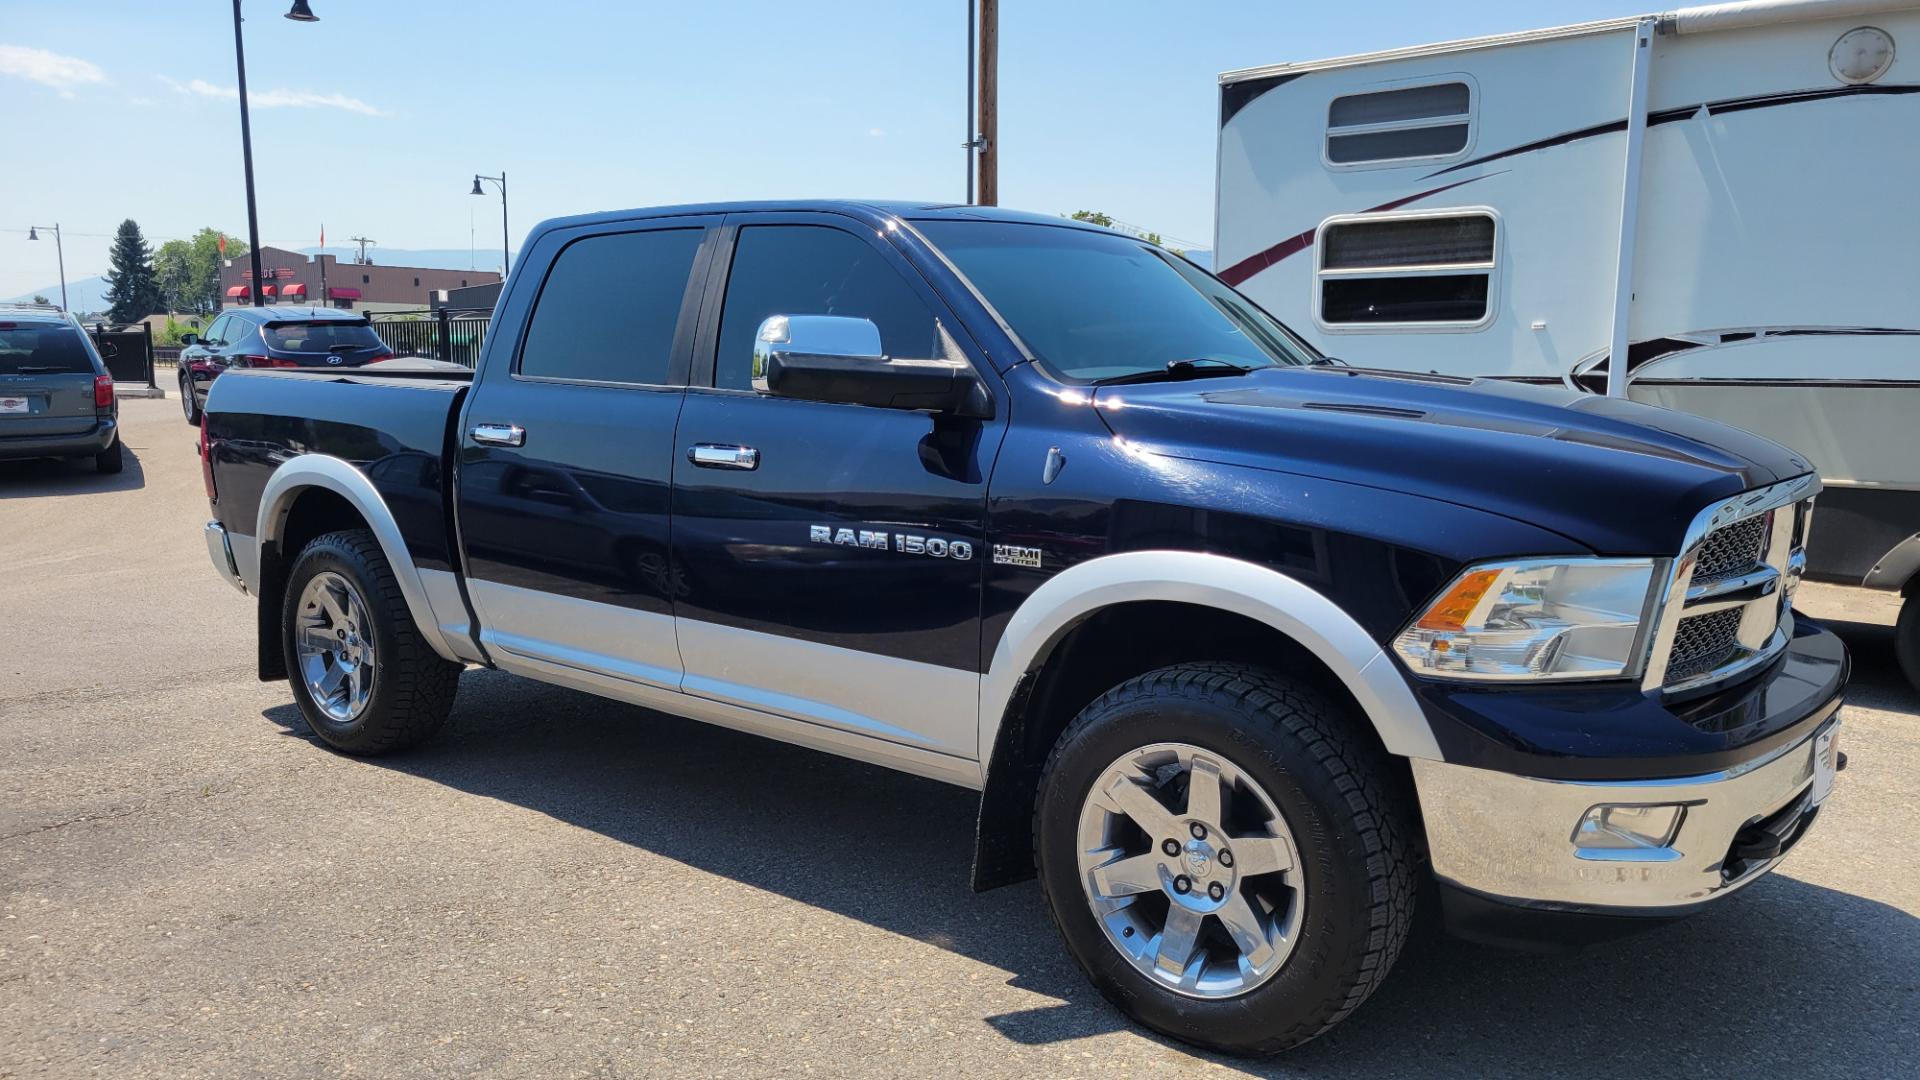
1412, 714, 1840, 912
204, 520, 247, 595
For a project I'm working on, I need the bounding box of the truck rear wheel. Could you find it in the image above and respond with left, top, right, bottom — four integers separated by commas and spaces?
1033, 662, 1413, 1055
282, 529, 460, 755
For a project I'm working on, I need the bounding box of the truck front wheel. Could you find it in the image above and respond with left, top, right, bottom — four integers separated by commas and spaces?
282, 529, 461, 755
1033, 662, 1414, 1055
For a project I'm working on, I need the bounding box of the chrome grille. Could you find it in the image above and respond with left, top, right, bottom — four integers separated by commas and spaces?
1664, 607, 1744, 684
1691, 514, 1767, 583
1645, 476, 1819, 694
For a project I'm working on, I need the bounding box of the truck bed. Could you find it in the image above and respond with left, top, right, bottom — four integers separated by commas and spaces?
205, 369, 468, 574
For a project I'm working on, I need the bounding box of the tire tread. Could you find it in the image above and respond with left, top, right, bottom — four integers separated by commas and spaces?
1034, 661, 1414, 1055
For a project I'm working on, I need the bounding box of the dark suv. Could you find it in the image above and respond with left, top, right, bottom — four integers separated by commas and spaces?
178, 306, 393, 425
0, 304, 122, 473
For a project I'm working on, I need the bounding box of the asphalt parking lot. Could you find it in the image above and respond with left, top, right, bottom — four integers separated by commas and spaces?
3, 395, 1917, 1079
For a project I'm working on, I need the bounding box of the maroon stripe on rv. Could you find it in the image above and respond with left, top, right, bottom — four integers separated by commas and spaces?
1215, 175, 1491, 287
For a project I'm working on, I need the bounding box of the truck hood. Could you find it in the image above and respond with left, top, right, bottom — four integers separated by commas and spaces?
1092, 366, 1812, 555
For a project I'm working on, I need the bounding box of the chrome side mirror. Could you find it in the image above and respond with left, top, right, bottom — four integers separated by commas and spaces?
750, 314, 993, 418
751, 315, 882, 392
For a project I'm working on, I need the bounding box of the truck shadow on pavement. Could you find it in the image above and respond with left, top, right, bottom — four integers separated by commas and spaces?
0, 445, 145, 497
260, 644, 1917, 1079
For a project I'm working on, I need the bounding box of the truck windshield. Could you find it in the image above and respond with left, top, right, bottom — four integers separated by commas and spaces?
915, 220, 1313, 382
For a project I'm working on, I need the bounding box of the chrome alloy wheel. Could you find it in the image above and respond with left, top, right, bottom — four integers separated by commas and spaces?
294, 571, 376, 723
1076, 742, 1304, 999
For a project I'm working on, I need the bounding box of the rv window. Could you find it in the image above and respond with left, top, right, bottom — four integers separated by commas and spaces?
1326, 82, 1471, 166
1317, 213, 1495, 327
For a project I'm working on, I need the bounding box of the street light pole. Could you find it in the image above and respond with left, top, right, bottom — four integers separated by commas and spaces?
231, 0, 266, 306
28, 224, 67, 311
230, 2, 320, 307
471, 173, 510, 275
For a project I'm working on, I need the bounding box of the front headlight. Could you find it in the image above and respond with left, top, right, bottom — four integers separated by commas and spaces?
1394, 558, 1659, 681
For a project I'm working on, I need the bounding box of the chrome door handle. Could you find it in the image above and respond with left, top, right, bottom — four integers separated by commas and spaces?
471, 422, 526, 447
688, 443, 759, 470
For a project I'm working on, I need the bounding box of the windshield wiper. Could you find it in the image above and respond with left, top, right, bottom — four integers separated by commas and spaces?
1094, 357, 1260, 386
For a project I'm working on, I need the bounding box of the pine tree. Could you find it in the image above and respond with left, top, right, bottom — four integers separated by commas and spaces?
104, 219, 162, 324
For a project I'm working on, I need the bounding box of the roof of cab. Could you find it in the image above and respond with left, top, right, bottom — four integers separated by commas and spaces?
524, 200, 1111, 241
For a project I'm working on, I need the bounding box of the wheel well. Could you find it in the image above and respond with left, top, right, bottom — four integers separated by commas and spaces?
255, 486, 371, 682
971, 600, 1416, 890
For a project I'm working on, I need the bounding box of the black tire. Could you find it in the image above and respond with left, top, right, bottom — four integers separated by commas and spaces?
282, 529, 460, 755
181, 376, 202, 426
94, 437, 124, 474
1897, 593, 1920, 694
1034, 662, 1414, 1056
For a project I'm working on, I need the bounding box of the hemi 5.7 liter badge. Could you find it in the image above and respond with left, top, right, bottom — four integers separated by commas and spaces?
992, 544, 1043, 568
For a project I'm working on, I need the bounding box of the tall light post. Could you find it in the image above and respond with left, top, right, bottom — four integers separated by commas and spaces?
231, 1, 320, 307
470, 173, 509, 276
27, 224, 67, 311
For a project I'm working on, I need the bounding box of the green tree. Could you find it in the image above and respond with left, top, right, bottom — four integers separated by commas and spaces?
103, 219, 163, 324
1069, 210, 1115, 227
157, 228, 250, 315
154, 239, 194, 313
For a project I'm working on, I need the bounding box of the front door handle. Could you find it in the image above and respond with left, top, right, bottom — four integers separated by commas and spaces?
688, 443, 759, 470
471, 422, 526, 447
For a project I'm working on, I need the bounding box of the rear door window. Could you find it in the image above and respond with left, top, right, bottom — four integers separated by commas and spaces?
517, 227, 705, 385
0, 323, 94, 375
264, 321, 388, 353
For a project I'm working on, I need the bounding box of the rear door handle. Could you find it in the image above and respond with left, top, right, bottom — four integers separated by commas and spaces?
471, 422, 526, 447
688, 443, 759, 470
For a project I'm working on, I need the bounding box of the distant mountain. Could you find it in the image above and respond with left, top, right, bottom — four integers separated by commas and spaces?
5, 276, 112, 315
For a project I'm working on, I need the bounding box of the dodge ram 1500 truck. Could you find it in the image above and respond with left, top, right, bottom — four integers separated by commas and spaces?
200, 201, 1848, 1055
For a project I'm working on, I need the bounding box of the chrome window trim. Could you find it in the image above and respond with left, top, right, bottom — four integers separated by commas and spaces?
1640, 473, 1821, 693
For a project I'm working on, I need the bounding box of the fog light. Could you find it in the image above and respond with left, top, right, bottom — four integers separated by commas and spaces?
1573, 804, 1685, 856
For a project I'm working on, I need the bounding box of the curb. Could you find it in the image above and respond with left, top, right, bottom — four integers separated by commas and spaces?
115, 384, 166, 399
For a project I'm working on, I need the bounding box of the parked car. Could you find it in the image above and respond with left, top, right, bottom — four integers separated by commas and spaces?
0, 303, 122, 473
178, 306, 393, 425
198, 201, 1847, 1055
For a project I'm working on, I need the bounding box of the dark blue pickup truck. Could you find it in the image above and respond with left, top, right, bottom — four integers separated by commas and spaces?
200, 201, 1847, 1055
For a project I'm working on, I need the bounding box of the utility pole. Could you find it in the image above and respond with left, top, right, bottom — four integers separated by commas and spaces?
349, 236, 377, 265
975, 0, 998, 205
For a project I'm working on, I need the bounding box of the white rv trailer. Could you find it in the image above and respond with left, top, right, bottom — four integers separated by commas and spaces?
1215, 0, 1920, 685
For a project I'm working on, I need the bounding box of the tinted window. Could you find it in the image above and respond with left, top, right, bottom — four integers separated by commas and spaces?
1318, 213, 1496, 326
204, 315, 232, 346
1322, 275, 1490, 323
713, 225, 939, 390
264, 321, 388, 353
1326, 82, 1472, 166
1322, 215, 1494, 270
518, 228, 703, 384
917, 221, 1310, 382
0, 323, 94, 375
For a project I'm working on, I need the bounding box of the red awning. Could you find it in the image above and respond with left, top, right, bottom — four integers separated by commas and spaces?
281, 283, 307, 296
329, 287, 362, 299
260, 285, 277, 297
225, 285, 249, 297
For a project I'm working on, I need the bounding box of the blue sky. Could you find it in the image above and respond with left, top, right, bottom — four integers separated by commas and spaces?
2, 0, 1633, 299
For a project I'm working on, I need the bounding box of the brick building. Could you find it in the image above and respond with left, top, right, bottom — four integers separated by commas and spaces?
219, 247, 501, 312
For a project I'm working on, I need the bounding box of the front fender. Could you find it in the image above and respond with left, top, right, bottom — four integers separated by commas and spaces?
976, 549, 1441, 771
